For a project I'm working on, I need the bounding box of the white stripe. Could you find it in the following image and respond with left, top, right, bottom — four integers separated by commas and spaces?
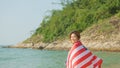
75, 55, 94, 68
72, 50, 90, 65
86, 64, 94, 68
69, 45, 84, 60
95, 65, 99, 68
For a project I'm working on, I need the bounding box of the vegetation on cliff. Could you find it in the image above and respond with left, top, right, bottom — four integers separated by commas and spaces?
24, 0, 120, 43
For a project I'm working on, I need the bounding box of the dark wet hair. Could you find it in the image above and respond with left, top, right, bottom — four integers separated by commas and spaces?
69, 31, 80, 39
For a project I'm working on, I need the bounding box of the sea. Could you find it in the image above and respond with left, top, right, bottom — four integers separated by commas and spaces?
0, 46, 120, 68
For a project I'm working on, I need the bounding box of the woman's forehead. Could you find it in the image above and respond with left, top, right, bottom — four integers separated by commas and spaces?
71, 33, 77, 36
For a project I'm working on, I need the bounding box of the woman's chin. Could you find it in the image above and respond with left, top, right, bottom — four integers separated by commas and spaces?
71, 41, 75, 44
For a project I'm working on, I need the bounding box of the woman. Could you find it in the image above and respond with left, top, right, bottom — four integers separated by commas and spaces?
66, 31, 103, 68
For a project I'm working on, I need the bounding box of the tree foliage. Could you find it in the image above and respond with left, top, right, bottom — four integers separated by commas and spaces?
33, 0, 120, 42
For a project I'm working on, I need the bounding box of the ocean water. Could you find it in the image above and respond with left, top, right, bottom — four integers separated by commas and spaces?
0, 47, 120, 68
0, 47, 68, 68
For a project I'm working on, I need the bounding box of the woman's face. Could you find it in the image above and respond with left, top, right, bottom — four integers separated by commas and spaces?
70, 33, 79, 44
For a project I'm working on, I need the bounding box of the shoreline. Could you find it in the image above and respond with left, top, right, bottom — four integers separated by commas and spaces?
2, 40, 72, 51
2, 39, 120, 52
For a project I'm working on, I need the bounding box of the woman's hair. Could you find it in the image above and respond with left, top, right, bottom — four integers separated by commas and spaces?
69, 31, 80, 39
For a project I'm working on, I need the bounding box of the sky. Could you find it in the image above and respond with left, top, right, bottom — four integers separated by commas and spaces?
0, 0, 62, 45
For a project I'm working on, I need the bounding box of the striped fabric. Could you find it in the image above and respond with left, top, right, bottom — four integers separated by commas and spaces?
66, 41, 103, 68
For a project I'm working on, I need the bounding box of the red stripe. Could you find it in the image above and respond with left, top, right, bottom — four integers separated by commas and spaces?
70, 48, 86, 61
66, 41, 103, 68
68, 41, 82, 60
68, 44, 81, 68
73, 52, 92, 68
81, 56, 97, 68
69, 43, 81, 57
67, 42, 82, 68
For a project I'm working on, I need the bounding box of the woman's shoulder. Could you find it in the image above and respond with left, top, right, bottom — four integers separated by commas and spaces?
74, 41, 82, 46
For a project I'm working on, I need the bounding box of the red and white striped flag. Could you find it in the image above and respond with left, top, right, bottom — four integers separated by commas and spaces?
66, 41, 103, 68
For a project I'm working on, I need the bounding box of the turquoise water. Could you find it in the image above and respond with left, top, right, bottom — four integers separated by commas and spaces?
0, 47, 68, 68
0, 47, 120, 68
94, 51, 120, 68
